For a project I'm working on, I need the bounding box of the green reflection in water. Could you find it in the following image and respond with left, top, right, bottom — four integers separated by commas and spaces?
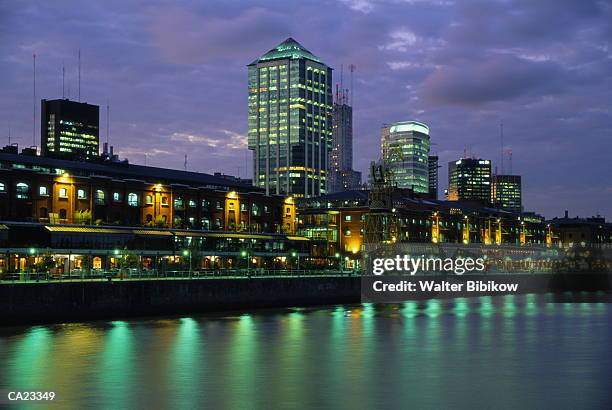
453, 298, 470, 318
225, 314, 258, 410
9, 327, 51, 390
97, 320, 134, 408
524, 294, 538, 316
402, 301, 418, 319
168, 318, 203, 409
425, 299, 442, 317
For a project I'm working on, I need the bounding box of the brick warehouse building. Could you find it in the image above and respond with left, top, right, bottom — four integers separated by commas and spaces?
0, 148, 316, 276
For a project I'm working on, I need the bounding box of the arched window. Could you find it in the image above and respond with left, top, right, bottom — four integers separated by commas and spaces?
145, 195, 153, 205
127, 192, 139, 207
59, 209, 67, 219
16, 182, 30, 199
146, 214, 153, 223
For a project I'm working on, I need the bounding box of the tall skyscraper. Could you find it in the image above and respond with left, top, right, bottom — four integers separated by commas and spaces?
381, 121, 430, 193
41, 99, 99, 160
428, 155, 439, 199
248, 38, 333, 198
328, 88, 361, 193
447, 158, 492, 203
492, 174, 522, 212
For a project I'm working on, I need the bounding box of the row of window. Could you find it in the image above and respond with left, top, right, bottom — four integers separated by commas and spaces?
0, 182, 276, 214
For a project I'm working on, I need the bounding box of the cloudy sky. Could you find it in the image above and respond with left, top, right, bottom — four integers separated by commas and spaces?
1, 0, 611, 218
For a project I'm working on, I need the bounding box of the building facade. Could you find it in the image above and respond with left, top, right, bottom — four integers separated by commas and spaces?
328, 90, 361, 193
381, 121, 430, 193
248, 38, 333, 198
0, 151, 295, 234
492, 174, 522, 212
447, 158, 492, 204
428, 155, 439, 199
41, 99, 99, 160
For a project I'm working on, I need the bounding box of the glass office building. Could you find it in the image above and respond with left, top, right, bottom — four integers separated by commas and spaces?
248, 38, 333, 198
41, 99, 99, 160
381, 121, 430, 193
492, 174, 522, 212
447, 158, 492, 203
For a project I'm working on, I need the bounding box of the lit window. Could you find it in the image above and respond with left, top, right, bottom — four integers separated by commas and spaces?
188, 199, 196, 208
128, 192, 139, 207
145, 195, 153, 205
0, 182, 5, 192
95, 189, 105, 205
16, 182, 30, 199
174, 197, 184, 209
39, 186, 49, 196
161, 196, 168, 206
77, 189, 87, 199
344, 215, 352, 222
113, 192, 121, 202
59, 187, 68, 198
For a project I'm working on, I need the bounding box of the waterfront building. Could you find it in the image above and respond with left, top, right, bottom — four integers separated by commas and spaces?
0, 148, 311, 275
447, 158, 492, 204
492, 174, 522, 212
381, 121, 430, 193
428, 155, 439, 199
297, 188, 548, 266
247, 38, 333, 198
328, 90, 361, 193
0, 148, 296, 233
548, 211, 612, 246
41, 99, 99, 160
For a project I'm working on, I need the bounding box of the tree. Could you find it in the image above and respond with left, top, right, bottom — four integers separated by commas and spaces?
35, 248, 56, 276
119, 248, 139, 277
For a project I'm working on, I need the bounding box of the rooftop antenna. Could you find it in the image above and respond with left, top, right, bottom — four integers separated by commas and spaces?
507, 149, 513, 175
349, 64, 356, 106
184, 154, 187, 171
500, 120, 504, 174
7, 124, 10, 145
32, 53, 36, 146
340, 64, 344, 103
62, 61, 65, 98
144, 153, 147, 166
106, 102, 110, 144
78, 49, 81, 102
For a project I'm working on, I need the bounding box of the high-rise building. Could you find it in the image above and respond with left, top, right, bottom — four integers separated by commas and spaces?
247, 38, 333, 198
381, 121, 430, 193
328, 89, 361, 193
428, 155, 439, 199
447, 158, 492, 203
41, 99, 99, 160
492, 174, 522, 212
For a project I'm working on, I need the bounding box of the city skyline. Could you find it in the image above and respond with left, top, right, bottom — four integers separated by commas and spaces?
0, 0, 611, 218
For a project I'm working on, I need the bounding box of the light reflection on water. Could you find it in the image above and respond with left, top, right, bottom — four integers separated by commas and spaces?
0, 294, 610, 409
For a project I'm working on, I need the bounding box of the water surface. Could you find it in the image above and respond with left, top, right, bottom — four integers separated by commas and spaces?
0, 294, 610, 409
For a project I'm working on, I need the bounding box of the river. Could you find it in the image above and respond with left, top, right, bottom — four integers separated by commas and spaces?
0, 294, 610, 409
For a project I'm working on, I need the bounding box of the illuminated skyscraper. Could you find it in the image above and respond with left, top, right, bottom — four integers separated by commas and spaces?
41, 99, 99, 160
381, 121, 430, 193
428, 155, 439, 199
328, 89, 361, 193
447, 158, 492, 203
248, 38, 333, 197
492, 174, 522, 212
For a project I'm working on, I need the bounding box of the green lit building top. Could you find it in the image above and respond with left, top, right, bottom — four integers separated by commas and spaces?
248, 38, 333, 198
41, 99, 99, 160
381, 121, 430, 193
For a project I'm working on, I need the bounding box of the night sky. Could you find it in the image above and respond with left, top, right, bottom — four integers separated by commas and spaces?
1, 0, 611, 218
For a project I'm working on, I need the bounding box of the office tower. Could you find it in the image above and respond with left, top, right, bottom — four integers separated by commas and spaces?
492, 174, 522, 212
328, 88, 361, 193
428, 155, 439, 199
41, 99, 99, 160
248, 38, 333, 198
380, 121, 430, 193
447, 158, 492, 203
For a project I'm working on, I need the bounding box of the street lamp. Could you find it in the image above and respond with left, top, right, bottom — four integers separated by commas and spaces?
241, 250, 250, 272
183, 249, 192, 277
291, 251, 299, 270
335, 252, 341, 271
